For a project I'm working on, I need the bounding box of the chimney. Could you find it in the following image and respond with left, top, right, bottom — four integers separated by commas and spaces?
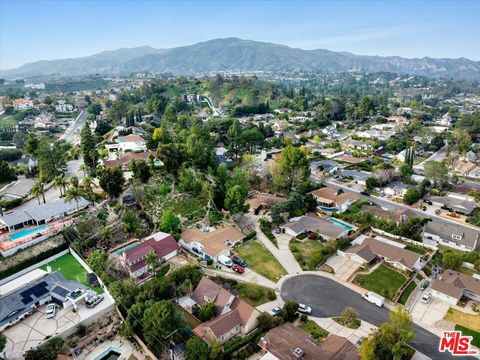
293, 347, 304, 359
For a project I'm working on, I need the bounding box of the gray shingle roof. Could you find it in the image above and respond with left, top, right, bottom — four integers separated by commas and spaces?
0, 271, 85, 329
424, 221, 479, 249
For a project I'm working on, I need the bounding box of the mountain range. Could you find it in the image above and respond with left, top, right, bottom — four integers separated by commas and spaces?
2, 38, 480, 80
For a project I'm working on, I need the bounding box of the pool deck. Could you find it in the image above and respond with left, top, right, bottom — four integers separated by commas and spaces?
82, 338, 135, 360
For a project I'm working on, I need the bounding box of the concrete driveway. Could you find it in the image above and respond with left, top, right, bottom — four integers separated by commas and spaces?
410, 294, 450, 328
326, 254, 360, 281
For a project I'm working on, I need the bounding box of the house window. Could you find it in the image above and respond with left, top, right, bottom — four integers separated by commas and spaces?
220, 335, 224, 341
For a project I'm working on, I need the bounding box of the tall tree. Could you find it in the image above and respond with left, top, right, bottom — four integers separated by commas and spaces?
271, 145, 310, 192
98, 167, 125, 198
31, 180, 46, 205
80, 123, 97, 174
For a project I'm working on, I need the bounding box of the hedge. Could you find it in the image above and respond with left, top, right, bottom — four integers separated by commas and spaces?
0, 241, 69, 280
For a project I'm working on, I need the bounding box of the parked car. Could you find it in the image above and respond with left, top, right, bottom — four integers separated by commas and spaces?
217, 254, 233, 267
232, 256, 247, 267
232, 264, 245, 274
420, 279, 430, 290
86, 293, 104, 308
268, 306, 281, 316
361, 292, 385, 307
297, 303, 312, 314
46, 304, 56, 319
421, 293, 432, 304
275, 228, 281, 234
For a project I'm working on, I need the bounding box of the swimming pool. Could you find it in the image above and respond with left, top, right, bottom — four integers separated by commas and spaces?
9, 225, 50, 240
114, 242, 140, 255
94, 346, 122, 360
328, 218, 353, 230
318, 205, 339, 213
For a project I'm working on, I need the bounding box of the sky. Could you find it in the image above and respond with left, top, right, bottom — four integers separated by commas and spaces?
1, 0, 479, 70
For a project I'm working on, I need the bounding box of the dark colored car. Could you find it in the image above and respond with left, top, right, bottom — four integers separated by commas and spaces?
232, 264, 245, 274
232, 256, 247, 267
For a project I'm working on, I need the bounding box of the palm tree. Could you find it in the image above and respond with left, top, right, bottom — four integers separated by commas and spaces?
54, 175, 68, 197
146, 250, 158, 275
31, 181, 46, 205
70, 176, 79, 189
65, 187, 83, 211
0, 196, 6, 216
99, 226, 112, 244
81, 176, 93, 195
79, 163, 89, 177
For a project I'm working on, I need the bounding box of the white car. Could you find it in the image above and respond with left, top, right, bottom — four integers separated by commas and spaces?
298, 303, 312, 314
45, 304, 56, 318
421, 293, 432, 304
268, 306, 281, 316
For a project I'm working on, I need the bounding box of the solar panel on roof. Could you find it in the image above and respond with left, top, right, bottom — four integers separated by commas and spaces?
21, 296, 32, 305
52, 285, 69, 298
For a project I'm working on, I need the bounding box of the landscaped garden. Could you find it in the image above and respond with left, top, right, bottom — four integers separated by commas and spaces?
354, 264, 407, 300
398, 281, 417, 305
235, 240, 287, 282
289, 239, 333, 270
40, 252, 104, 293
299, 320, 329, 341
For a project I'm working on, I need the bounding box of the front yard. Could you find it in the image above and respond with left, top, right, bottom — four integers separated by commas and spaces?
234, 282, 276, 306
235, 240, 287, 282
299, 320, 329, 341
398, 281, 417, 305
444, 308, 480, 332
289, 240, 332, 270
353, 264, 407, 300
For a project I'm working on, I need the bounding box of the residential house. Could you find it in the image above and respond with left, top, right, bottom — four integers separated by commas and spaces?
431, 270, 480, 305
215, 146, 233, 167
452, 160, 480, 179
0, 197, 89, 232
310, 187, 359, 213
338, 170, 371, 186
105, 134, 147, 154
258, 322, 359, 360
121, 232, 179, 280
246, 193, 285, 215
383, 181, 412, 198
179, 226, 245, 262
427, 193, 479, 215
322, 124, 337, 136
55, 101, 74, 112
12, 99, 33, 110
361, 205, 416, 225
280, 215, 350, 240
0, 178, 36, 201
339, 236, 422, 271
0, 271, 86, 331
103, 151, 160, 170
179, 277, 260, 344
423, 222, 479, 251
342, 139, 371, 152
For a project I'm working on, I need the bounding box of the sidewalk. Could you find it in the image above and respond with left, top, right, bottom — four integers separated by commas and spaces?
310, 316, 376, 346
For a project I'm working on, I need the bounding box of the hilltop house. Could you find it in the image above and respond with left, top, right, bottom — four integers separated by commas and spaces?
105, 134, 147, 154
179, 226, 245, 262
121, 232, 179, 280
310, 187, 359, 213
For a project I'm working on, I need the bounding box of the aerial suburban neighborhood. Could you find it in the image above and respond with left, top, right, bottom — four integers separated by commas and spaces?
1, 1, 480, 360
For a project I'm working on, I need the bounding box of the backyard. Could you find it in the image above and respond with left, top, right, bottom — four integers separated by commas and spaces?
40, 252, 104, 293
235, 240, 287, 282
289, 239, 331, 271
354, 264, 407, 300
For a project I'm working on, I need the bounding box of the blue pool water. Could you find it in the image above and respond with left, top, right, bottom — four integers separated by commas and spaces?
114, 242, 140, 255
94, 346, 122, 360
9, 225, 50, 240
328, 218, 353, 230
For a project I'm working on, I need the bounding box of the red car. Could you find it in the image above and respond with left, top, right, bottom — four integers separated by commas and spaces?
232, 264, 245, 274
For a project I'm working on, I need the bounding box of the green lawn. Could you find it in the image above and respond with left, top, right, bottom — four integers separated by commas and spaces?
456, 325, 480, 348
289, 240, 329, 270
398, 281, 417, 305
299, 320, 329, 342
0, 115, 16, 127
234, 282, 276, 306
354, 264, 407, 300
235, 240, 287, 282
41, 253, 104, 293
332, 316, 361, 329
404, 244, 427, 255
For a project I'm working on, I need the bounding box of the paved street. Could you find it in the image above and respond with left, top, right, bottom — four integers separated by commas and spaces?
324, 178, 480, 230
60, 110, 88, 144
281, 274, 467, 360
413, 144, 448, 174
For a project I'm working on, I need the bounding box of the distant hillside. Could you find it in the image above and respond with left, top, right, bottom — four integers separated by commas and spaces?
2, 38, 480, 80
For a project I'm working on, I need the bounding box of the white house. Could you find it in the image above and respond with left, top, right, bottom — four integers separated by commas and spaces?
105, 134, 147, 154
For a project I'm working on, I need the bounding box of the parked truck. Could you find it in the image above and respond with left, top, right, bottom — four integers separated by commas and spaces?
217, 254, 233, 267
361, 291, 385, 307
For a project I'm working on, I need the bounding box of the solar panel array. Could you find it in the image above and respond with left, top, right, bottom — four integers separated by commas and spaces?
19, 281, 49, 305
